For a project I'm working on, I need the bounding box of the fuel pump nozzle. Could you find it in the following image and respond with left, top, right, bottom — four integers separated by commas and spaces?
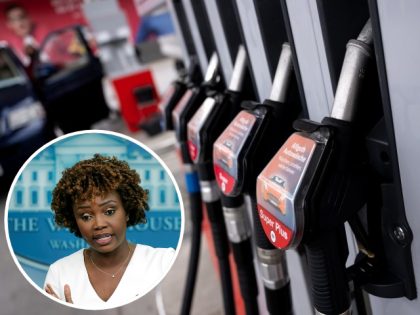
159, 56, 202, 131
269, 43, 293, 103
172, 52, 222, 149
204, 52, 222, 85
256, 20, 373, 315
331, 20, 372, 122
214, 43, 301, 315
172, 53, 224, 315
187, 46, 248, 170
185, 45, 253, 315
255, 44, 296, 315
228, 46, 248, 93
202, 46, 260, 315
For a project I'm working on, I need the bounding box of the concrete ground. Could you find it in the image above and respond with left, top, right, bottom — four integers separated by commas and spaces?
0, 117, 223, 315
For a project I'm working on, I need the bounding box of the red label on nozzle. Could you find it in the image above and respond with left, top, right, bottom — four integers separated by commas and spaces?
256, 133, 316, 249
258, 204, 293, 248
188, 140, 198, 161
214, 164, 236, 194
213, 110, 257, 196
186, 97, 217, 163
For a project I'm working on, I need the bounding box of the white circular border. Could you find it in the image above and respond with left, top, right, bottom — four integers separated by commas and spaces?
4, 130, 186, 311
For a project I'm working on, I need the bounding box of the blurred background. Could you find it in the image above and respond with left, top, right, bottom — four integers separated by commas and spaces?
4, 1, 418, 315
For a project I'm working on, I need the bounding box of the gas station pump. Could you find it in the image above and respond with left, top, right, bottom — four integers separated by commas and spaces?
166, 1, 420, 314
171, 53, 226, 315
159, 0, 205, 132
170, 2, 244, 314
160, 5, 206, 312
165, 57, 206, 315
173, 1, 262, 313
186, 45, 258, 315
213, 43, 300, 315
159, 58, 202, 131
256, 21, 374, 315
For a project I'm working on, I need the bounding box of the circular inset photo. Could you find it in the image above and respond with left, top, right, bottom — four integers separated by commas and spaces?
4, 130, 184, 310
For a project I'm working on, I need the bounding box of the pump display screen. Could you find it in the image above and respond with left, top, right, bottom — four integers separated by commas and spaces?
256, 133, 316, 249
213, 110, 257, 195
187, 97, 217, 163
172, 89, 194, 139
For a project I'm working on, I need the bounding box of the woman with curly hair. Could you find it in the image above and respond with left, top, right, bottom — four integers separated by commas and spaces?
43, 154, 175, 309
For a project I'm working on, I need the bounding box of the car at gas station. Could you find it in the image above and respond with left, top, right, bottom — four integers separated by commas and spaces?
0, 43, 54, 189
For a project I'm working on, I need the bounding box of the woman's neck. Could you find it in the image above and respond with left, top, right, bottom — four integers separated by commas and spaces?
89, 241, 132, 267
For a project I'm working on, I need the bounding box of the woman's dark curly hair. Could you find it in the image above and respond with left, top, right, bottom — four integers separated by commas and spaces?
51, 154, 149, 237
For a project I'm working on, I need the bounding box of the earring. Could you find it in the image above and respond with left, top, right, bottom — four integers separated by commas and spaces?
126, 216, 129, 222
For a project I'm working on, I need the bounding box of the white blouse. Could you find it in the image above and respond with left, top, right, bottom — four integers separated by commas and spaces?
44, 244, 175, 310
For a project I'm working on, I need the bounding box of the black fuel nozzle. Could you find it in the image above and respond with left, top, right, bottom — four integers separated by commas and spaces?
171, 52, 224, 165
186, 45, 248, 180
174, 55, 222, 315
184, 45, 253, 315
256, 20, 373, 315
176, 47, 249, 315
212, 43, 302, 315
158, 56, 202, 131
213, 43, 301, 198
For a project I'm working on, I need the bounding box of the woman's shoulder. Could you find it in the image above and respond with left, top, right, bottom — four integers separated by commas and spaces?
134, 244, 175, 257
49, 248, 85, 270
133, 244, 175, 270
